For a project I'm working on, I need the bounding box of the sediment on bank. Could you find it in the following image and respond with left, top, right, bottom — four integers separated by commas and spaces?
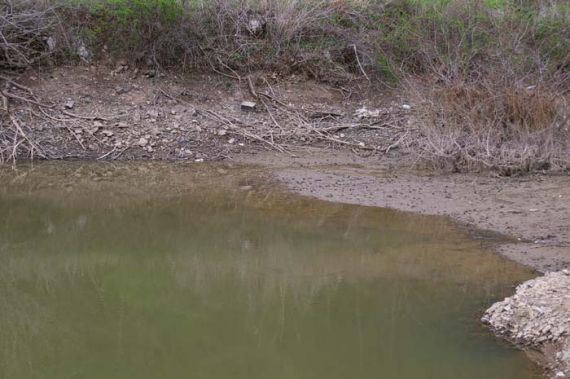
1, 0, 569, 173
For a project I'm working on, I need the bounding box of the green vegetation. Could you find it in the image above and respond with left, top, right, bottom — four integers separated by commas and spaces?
9, 0, 567, 82
73, 1, 568, 81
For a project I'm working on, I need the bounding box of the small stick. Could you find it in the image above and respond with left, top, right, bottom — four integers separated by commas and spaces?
216, 58, 241, 82
212, 67, 241, 81
385, 130, 410, 153
259, 92, 290, 110
247, 75, 258, 99
0, 91, 7, 112
65, 126, 86, 150
112, 146, 130, 160
0, 75, 33, 93
352, 44, 370, 82
9, 115, 47, 158
4, 91, 53, 109
97, 147, 117, 160
62, 111, 121, 121
261, 98, 284, 133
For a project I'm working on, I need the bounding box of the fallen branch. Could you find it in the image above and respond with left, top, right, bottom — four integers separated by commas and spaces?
351, 44, 370, 83
62, 111, 123, 121
9, 114, 47, 158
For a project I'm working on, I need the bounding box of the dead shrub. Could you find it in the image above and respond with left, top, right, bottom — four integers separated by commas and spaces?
373, 0, 570, 173
406, 78, 569, 173
188, 0, 362, 80
0, 0, 57, 69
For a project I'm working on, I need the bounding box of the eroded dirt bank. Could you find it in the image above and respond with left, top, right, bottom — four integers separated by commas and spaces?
1, 66, 409, 162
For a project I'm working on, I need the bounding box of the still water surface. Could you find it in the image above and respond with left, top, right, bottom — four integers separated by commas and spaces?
0, 163, 539, 379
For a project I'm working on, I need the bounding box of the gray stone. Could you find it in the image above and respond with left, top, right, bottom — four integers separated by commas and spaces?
64, 100, 75, 109
115, 85, 130, 95
138, 137, 149, 147
241, 101, 257, 112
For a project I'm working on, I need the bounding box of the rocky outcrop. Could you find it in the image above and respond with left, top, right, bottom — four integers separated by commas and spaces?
483, 270, 570, 378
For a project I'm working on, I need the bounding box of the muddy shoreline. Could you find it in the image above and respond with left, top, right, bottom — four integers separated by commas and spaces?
4, 65, 568, 271
236, 150, 570, 273
237, 150, 570, 379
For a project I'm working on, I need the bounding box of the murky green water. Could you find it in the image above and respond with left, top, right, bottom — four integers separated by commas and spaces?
0, 163, 540, 379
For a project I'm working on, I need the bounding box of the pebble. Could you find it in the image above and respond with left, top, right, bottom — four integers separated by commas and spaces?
241, 101, 257, 112
115, 85, 130, 95
147, 109, 159, 119
138, 137, 148, 147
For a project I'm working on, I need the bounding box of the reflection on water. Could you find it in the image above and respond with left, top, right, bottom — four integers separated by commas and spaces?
0, 163, 539, 379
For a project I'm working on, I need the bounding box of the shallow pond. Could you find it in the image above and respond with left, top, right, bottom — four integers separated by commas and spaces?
0, 162, 539, 379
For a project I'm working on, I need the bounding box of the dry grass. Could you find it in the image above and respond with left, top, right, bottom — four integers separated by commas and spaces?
405, 79, 569, 173
0, 0, 56, 68
376, 0, 570, 173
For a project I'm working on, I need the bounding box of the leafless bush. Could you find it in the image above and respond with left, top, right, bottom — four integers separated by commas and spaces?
371, 0, 570, 173
0, 0, 56, 69
55, 0, 371, 82
189, 0, 360, 80
404, 78, 569, 173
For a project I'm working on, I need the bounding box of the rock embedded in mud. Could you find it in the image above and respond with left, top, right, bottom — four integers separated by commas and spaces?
64, 99, 75, 109
147, 109, 160, 119
86, 125, 99, 135
115, 85, 130, 95
483, 271, 570, 378
138, 137, 149, 147
354, 106, 381, 119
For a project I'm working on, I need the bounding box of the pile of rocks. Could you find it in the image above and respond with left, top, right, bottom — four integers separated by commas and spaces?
482, 270, 570, 378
